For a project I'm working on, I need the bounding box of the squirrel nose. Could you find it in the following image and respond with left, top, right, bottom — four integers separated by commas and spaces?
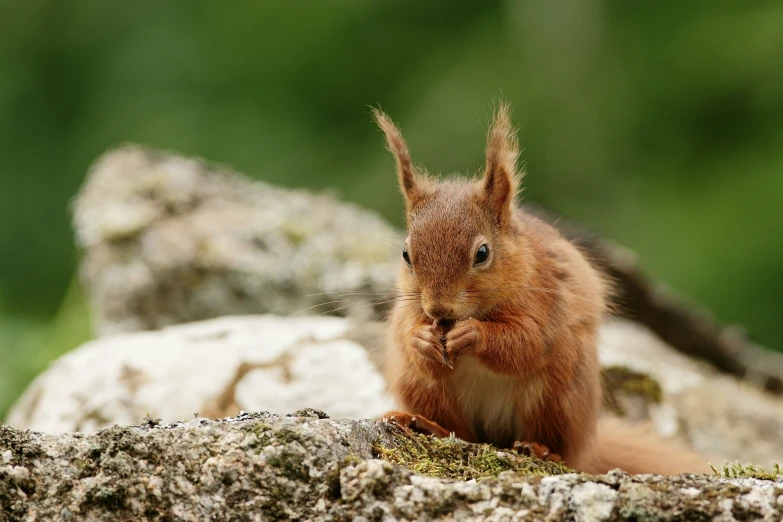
424, 304, 453, 320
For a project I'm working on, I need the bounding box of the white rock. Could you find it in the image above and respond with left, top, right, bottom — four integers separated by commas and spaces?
598, 319, 707, 395
599, 319, 783, 469
6, 315, 394, 433
570, 482, 617, 522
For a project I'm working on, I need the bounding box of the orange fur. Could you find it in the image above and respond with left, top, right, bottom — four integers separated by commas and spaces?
584, 418, 710, 474
375, 103, 707, 475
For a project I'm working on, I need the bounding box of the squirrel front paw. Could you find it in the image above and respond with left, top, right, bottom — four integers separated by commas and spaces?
444, 318, 482, 361
512, 441, 563, 463
381, 411, 452, 438
411, 324, 453, 368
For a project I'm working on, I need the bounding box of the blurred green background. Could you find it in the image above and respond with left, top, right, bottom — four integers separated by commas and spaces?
1, 1, 782, 419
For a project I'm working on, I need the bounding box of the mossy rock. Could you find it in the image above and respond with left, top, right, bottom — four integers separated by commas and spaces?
712, 461, 782, 481
602, 364, 663, 416
373, 427, 572, 481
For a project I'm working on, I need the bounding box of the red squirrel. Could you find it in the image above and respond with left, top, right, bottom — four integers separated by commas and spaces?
374, 103, 708, 475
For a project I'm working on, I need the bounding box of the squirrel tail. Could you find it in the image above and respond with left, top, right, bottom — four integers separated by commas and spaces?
581, 417, 711, 475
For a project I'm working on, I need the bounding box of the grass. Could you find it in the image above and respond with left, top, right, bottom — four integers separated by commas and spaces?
373, 428, 572, 481
711, 461, 782, 480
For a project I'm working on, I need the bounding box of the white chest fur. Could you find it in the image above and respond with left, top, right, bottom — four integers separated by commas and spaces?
449, 356, 543, 447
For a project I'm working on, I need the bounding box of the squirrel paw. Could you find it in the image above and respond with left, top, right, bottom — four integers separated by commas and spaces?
512, 441, 563, 463
381, 411, 451, 438
444, 318, 481, 360
411, 325, 453, 368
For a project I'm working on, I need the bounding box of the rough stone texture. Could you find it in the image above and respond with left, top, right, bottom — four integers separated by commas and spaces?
73, 145, 400, 336
6, 315, 393, 433
7, 316, 783, 472
1, 413, 781, 521
599, 321, 783, 470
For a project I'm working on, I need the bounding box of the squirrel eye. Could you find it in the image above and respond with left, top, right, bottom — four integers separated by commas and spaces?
474, 244, 489, 266
402, 248, 412, 267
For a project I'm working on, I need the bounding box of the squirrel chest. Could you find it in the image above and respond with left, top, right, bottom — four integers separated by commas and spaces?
449, 355, 545, 449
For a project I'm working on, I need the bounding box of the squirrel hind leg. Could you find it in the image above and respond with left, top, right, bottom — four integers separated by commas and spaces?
512, 441, 564, 464
381, 411, 452, 438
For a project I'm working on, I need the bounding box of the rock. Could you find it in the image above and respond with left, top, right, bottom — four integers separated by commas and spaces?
6, 315, 393, 433
1, 413, 781, 521
599, 320, 783, 470
7, 315, 783, 471
72, 145, 400, 336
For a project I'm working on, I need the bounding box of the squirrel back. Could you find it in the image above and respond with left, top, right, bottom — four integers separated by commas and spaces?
374, 103, 707, 474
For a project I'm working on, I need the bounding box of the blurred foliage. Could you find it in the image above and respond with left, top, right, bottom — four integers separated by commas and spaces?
0, 280, 91, 418
1, 1, 782, 418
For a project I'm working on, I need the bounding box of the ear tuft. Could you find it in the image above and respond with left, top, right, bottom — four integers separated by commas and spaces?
372, 108, 423, 207
482, 101, 522, 224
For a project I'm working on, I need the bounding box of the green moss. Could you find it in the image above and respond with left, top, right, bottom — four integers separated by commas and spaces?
267, 449, 310, 481
282, 222, 309, 245
373, 428, 572, 481
711, 461, 782, 481
250, 422, 271, 437
602, 365, 663, 415
245, 422, 275, 447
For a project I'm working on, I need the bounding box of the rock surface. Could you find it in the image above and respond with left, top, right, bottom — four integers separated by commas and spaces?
1, 412, 781, 521
7, 315, 783, 471
73, 145, 399, 336
598, 321, 783, 470
6, 315, 392, 433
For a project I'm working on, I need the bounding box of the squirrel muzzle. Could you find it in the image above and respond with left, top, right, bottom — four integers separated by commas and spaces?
423, 303, 453, 321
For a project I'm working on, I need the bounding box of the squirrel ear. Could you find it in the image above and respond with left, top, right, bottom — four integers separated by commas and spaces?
373, 108, 424, 208
481, 102, 521, 224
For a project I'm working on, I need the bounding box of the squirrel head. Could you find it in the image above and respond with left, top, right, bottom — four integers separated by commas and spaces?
374, 103, 529, 321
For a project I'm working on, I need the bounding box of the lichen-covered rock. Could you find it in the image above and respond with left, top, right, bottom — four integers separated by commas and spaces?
7, 315, 783, 473
599, 320, 783, 470
1, 413, 781, 521
6, 315, 393, 433
73, 145, 400, 336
